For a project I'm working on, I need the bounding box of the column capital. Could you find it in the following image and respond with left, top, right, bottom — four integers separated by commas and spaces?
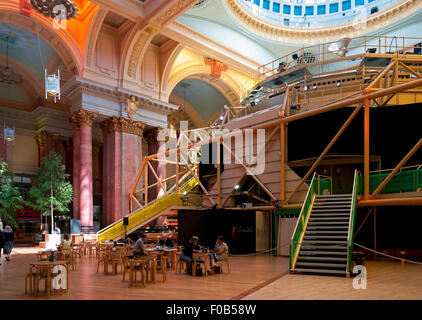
70, 109, 99, 128
101, 116, 145, 137
36, 130, 59, 148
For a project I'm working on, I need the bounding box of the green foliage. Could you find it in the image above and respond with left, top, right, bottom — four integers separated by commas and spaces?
0, 159, 25, 226
29, 150, 73, 216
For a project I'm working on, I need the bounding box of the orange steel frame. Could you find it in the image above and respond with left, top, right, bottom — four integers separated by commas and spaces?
129, 53, 422, 213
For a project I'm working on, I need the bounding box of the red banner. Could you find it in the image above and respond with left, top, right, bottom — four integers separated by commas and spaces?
19, 0, 32, 17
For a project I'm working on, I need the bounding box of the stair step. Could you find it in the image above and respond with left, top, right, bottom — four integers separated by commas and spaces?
312, 208, 350, 212
293, 268, 347, 276
313, 202, 351, 206
308, 221, 349, 226
305, 231, 348, 235
317, 194, 352, 198
303, 235, 348, 240
297, 256, 347, 262
302, 240, 348, 245
299, 250, 347, 256
301, 244, 347, 250
296, 262, 347, 269
311, 213, 350, 217
309, 217, 350, 221
307, 226, 348, 230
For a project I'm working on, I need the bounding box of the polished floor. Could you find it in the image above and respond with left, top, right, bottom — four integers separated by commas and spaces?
1, 248, 421, 300
0, 248, 288, 300
244, 259, 422, 300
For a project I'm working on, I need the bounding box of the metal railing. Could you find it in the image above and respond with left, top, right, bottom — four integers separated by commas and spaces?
258, 36, 422, 81
289, 173, 332, 270
347, 170, 359, 274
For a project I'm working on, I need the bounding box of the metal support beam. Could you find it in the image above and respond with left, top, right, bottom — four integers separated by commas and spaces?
371, 137, 422, 198
364, 98, 370, 200
287, 106, 362, 203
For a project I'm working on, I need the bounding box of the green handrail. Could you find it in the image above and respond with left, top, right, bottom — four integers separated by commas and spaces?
347, 170, 359, 273
289, 172, 318, 271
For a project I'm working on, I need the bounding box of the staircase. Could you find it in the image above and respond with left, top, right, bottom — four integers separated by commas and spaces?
290, 170, 359, 277
294, 194, 352, 276
97, 178, 198, 243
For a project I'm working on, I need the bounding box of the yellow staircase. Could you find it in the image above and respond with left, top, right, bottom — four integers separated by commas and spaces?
97, 178, 198, 243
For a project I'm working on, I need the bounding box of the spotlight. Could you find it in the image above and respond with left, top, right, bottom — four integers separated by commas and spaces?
304, 85, 309, 92
183, 191, 187, 196
292, 53, 299, 60
337, 81, 342, 87
313, 84, 317, 91
219, 115, 224, 121
234, 185, 240, 191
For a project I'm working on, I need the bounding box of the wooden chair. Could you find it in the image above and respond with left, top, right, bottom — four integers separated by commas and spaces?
36, 252, 50, 261
215, 257, 230, 274
25, 265, 39, 296
61, 249, 77, 271
109, 251, 124, 275
126, 259, 147, 288
96, 251, 107, 273
176, 259, 187, 274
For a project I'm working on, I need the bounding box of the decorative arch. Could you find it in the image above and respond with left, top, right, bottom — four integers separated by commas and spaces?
0, 55, 44, 97
168, 93, 205, 129
120, 22, 161, 85
0, 1, 85, 75
84, 8, 108, 69
167, 65, 240, 107
160, 43, 184, 97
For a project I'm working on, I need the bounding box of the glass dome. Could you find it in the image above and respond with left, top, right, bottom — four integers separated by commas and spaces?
239, 0, 402, 28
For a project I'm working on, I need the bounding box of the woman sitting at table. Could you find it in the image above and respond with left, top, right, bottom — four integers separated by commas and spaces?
210, 236, 229, 269
179, 236, 201, 274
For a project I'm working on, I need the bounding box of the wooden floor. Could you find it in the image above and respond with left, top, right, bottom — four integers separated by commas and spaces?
0, 248, 289, 300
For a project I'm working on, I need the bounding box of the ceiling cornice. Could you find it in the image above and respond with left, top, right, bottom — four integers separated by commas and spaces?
224, 0, 422, 44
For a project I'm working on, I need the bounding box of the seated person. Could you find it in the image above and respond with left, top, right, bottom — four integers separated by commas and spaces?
210, 236, 229, 269
61, 234, 71, 249
179, 236, 201, 274
133, 233, 148, 258
158, 233, 174, 248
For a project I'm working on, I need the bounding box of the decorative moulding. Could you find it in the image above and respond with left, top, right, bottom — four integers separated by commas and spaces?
224, 0, 422, 44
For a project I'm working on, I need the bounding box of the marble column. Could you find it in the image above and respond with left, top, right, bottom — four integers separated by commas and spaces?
145, 127, 167, 225
70, 109, 98, 233
69, 122, 80, 220
101, 116, 144, 226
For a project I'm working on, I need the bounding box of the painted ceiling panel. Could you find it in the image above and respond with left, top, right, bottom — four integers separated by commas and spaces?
0, 83, 29, 104
0, 22, 56, 79
177, 15, 277, 64
172, 78, 230, 123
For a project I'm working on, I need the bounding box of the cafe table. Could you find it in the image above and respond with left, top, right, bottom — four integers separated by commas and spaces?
192, 252, 213, 277
145, 247, 177, 271
28, 260, 69, 297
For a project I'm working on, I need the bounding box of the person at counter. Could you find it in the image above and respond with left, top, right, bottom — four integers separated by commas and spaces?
158, 233, 174, 247
179, 236, 201, 274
